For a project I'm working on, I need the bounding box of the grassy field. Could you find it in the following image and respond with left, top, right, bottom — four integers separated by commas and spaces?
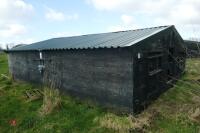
0, 53, 200, 133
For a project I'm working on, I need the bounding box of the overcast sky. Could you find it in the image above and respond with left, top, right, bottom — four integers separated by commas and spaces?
0, 0, 200, 48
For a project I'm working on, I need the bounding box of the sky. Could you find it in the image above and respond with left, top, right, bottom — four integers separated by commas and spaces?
0, 0, 200, 48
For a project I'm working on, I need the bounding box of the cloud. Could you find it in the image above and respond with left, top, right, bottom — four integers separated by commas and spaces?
87, 0, 200, 25
0, 0, 34, 24
107, 14, 139, 32
86, 0, 130, 11
66, 13, 79, 20
45, 8, 65, 21
45, 8, 79, 21
121, 14, 133, 25
86, 0, 168, 12
0, 0, 34, 44
88, 0, 200, 38
0, 24, 27, 38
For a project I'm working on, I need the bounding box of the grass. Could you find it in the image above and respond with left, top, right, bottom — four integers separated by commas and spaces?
0, 53, 200, 132
38, 87, 61, 116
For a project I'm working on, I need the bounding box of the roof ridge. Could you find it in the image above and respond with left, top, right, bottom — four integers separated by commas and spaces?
52, 25, 172, 40
109, 25, 172, 34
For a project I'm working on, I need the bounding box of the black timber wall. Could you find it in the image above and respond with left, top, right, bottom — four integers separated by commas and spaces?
8, 48, 134, 112
8, 51, 42, 83
131, 26, 186, 111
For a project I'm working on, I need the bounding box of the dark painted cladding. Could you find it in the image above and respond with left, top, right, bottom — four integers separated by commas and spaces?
8, 51, 42, 83
8, 48, 134, 112
131, 27, 186, 110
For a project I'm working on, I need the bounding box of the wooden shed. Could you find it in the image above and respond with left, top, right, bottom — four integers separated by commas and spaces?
7, 25, 186, 113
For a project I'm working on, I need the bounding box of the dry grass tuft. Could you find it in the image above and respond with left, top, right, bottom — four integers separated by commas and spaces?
38, 87, 61, 116
189, 108, 200, 123
94, 113, 133, 133
192, 95, 200, 104
94, 109, 159, 133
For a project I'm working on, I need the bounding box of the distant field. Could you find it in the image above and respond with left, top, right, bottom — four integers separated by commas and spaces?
0, 53, 200, 133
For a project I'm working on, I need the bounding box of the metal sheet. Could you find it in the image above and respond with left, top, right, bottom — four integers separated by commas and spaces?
10, 25, 171, 51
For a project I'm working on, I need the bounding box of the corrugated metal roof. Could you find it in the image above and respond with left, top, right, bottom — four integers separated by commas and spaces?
10, 25, 172, 51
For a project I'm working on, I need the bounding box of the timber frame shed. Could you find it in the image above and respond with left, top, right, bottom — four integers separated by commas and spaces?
7, 25, 186, 113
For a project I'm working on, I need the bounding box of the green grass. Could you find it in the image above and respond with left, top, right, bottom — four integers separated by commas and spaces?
0, 53, 200, 133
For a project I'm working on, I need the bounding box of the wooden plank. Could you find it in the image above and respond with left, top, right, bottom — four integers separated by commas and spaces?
148, 69, 163, 76
25, 91, 31, 98
25, 89, 43, 101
